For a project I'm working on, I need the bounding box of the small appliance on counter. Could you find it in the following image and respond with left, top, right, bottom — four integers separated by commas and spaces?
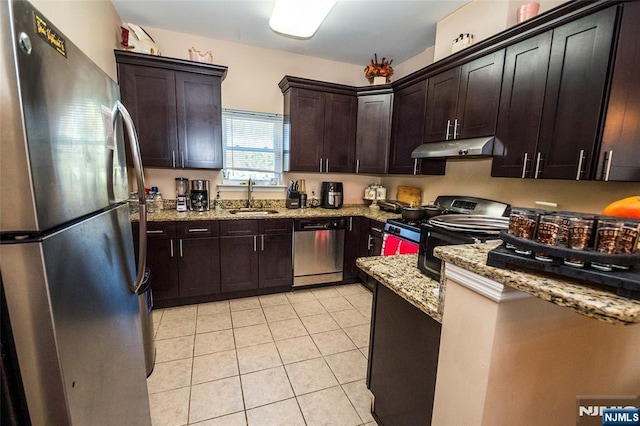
175, 177, 189, 212
287, 180, 300, 209
189, 179, 210, 211
321, 181, 343, 209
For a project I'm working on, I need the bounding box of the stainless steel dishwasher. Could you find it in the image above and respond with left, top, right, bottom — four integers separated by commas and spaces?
293, 218, 346, 287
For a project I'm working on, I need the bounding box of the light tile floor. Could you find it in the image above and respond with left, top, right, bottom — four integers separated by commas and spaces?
148, 283, 376, 426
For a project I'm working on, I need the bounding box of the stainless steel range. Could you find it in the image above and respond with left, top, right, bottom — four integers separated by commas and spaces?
414, 196, 510, 281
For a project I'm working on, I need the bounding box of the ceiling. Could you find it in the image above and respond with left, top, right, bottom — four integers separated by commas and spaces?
111, 0, 471, 67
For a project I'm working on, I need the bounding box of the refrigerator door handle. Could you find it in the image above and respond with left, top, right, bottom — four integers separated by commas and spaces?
113, 100, 147, 294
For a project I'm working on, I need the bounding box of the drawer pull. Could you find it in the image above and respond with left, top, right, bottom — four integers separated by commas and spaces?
146, 230, 164, 235
534, 152, 542, 179
521, 152, 529, 179
188, 228, 209, 233
603, 150, 613, 181
576, 149, 586, 180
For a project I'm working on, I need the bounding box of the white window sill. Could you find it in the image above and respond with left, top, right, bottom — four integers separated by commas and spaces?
217, 184, 287, 193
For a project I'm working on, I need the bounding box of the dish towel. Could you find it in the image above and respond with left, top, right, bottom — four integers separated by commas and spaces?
382, 234, 419, 256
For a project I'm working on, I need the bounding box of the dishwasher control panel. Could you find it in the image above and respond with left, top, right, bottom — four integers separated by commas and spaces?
294, 218, 347, 231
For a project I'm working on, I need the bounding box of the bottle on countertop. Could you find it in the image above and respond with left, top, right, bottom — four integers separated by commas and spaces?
151, 186, 163, 212
214, 191, 222, 211
145, 188, 155, 213
299, 179, 307, 208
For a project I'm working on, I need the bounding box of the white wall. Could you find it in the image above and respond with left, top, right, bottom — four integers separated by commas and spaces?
434, 0, 568, 61
30, 0, 121, 81
380, 161, 640, 215
129, 26, 378, 204
145, 26, 365, 114
38, 0, 633, 212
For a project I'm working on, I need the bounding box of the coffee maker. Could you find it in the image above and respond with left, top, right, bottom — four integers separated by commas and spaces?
189, 180, 210, 211
320, 182, 343, 209
175, 177, 189, 212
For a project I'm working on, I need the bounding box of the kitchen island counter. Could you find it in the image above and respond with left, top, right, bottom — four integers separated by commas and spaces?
435, 242, 640, 325
356, 255, 441, 323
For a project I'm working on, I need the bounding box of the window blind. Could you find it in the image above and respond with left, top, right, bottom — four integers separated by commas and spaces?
222, 109, 283, 184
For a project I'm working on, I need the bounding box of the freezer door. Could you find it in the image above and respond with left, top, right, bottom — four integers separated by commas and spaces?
1, 0, 128, 233
0, 205, 150, 425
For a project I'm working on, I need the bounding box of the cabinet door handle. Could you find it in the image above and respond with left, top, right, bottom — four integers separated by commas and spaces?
253, 235, 257, 252
179, 239, 183, 257
453, 119, 459, 139
261, 235, 265, 251
319, 158, 323, 173
521, 152, 529, 179
602, 150, 613, 181
146, 230, 165, 235
575, 149, 586, 180
367, 235, 373, 250
413, 158, 419, 175
534, 152, 542, 179
349, 217, 353, 232
170, 239, 174, 257
445, 119, 451, 140
188, 228, 209, 233
181, 152, 185, 168
325, 158, 329, 173
356, 159, 360, 174
172, 151, 176, 168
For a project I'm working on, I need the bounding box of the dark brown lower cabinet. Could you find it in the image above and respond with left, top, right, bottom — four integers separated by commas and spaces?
259, 233, 293, 289
343, 216, 366, 283
134, 221, 221, 306
367, 281, 441, 426
133, 221, 179, 303
220, 235, 259, 293
357, 220, 385, 289
178, 238, 221, 297
219, 219, 293, 294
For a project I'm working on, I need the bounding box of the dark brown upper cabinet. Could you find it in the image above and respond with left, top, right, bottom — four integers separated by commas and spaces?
388, 80, 446, 175
535, 7, 616, 180
492, 7, 617, 180
280, 77, 357, 173
423, 50, 505, 143
492, 32, 553, 178
596, 1, 640, 182
355, 88, 393, 174
115, 51, 227, 169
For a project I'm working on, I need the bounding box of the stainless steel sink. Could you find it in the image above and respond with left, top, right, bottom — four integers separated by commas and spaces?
229, 209, 279, 215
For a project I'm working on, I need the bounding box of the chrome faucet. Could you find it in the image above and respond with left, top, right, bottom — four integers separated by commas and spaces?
246, 178, 254, 208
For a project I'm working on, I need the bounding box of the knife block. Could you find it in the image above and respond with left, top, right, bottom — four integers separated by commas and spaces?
286, 191, 300, 209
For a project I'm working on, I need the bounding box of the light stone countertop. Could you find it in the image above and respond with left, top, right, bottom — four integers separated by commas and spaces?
356, 255, 442, 323
435, 242, 640, 325
132, 205, 400, 223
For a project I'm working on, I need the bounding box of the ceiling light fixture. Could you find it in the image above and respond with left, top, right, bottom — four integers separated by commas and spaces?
269, 0, 337, 39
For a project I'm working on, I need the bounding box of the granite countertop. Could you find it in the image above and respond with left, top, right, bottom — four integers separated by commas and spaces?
356, 255, 442, 323
435, 242, 640, 325
132, 205, 400, 223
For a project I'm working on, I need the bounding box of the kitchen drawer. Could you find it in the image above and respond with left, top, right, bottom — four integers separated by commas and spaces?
260, 219, 293, 235
220, 219, 260, 237
133, 221, 176, 239
176, 221, 219, 238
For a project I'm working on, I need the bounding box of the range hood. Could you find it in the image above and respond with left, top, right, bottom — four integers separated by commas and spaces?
411, 136, 496, 159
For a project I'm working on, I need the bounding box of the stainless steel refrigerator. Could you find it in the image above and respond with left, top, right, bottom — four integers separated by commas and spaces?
0, 0, 151, 424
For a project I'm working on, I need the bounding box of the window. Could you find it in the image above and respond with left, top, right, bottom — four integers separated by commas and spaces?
222, 109, 284, 185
